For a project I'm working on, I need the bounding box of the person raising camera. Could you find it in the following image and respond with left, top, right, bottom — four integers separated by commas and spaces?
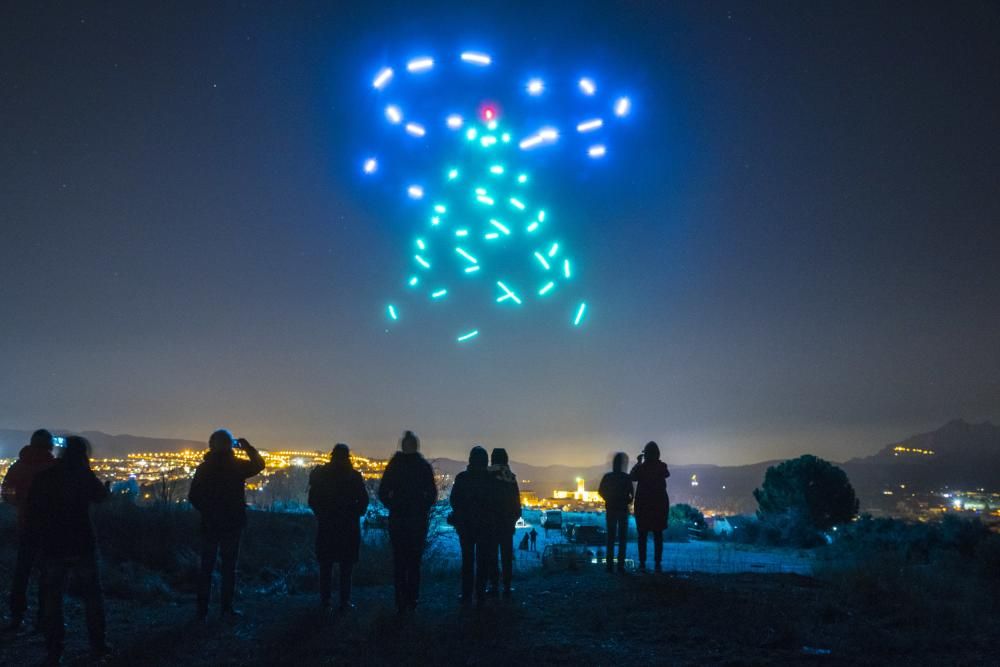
188, 430, 265, 620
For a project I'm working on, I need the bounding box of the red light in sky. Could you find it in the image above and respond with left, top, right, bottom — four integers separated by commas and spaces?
478, 101, 500, 122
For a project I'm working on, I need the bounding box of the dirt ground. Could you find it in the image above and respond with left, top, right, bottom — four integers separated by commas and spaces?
2, 564, 996, 666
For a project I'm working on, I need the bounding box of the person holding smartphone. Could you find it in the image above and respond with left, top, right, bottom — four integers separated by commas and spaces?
630, 441, 670, 572
2, 429, 56, 632
188, 430, 265, 619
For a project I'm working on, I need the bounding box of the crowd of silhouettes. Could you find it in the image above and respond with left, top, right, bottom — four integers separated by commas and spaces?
3, 428, 672, 663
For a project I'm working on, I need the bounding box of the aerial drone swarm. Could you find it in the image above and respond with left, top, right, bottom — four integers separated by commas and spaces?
363, 49, 633, 342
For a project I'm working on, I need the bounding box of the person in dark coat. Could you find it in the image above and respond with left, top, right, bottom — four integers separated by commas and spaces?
377, 431, 437, 613
1, 429, 56, 631
599, 452, 634, 572
630, 441, 670, 571
529, 527, 538, 551
27, 436, 109, 664
450, 446, 494, 604
487, 448, 520, 596
188, 429, 265, 619
308, 443, 369, 610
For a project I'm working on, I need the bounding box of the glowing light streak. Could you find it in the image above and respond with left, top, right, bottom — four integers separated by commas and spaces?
484, 232, 500, 240
447, 168, 459, 180
534, 252, 551, 270
372, 67, 394, 90
573, 302, 587, 326
387, 305, 398, 320
527, 78, 544, 95
475, 187, 487, 195
480, 135, 497, 147
538, 210, 546, 222
519, 135, 543, 150
547, 242, 559, 257
489, 219, 511, 235
455, 229, 469, 237
363, 157, 377, 174
520, 127, 559, 151
517, 173, 527, 184
526, 221, 539, 232
460, 51, 491, 66
563, 259, 571, 278
431, 289, 448, 299
407, 185, 424, 199
477, 195, 495, 206
490, 165, 504, 174
464, 265, 480, 273
407, 57, 434, 73
457, 330, 479, 342
501, 133, 511, 143
588, 144, 607, 158
579, 77, 596, 95
538, 281, 555, 296
433, 204, 447, 213
408, 276, 419, 287
576, 118, 604, 133
495, 281, 522, 304
385, 105, 403, 124
466, 128, 478, 141
487, 120, 498, 131
430, 216, 440, 225
405, 122, 426, 137
614, 96, 631, 117
446, 114, 463, 129
416, 238, 426, 250
455, 247, 478, 264
509, 197, 526, 211
414, 255, 431, 269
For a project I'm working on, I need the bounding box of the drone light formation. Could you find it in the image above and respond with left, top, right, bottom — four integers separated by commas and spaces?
362, 49, 634, 342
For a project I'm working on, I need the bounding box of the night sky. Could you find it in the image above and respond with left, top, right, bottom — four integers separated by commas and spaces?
2, 1, 998, 465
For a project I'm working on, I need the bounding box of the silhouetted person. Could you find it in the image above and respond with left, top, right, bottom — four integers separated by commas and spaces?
378, 431, 436, 613
450, 446, 494, 605
487, 448, 520, 596
630, 441, 670, 572
529, 527, 538, 551
188, 430, 265, 619
519, 533, 530, 551
1, 429, 55, 632
308, 443, 369, 610
599, 452, 634, 572
27, 436, 109, 665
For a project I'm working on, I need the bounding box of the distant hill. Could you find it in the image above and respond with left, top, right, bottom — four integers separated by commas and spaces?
841, 419, 1000, 499
0, 429, 204, 459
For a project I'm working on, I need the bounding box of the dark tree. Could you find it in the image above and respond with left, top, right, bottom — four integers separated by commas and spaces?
753, 455, 859, 531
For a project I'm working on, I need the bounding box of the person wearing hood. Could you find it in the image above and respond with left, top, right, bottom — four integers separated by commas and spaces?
487, 447, 520, 596
308, 443, 369, 610
27, 436, 110, 664
2, 428, 56, 631
599, 452, 634, 573
377, 431, 437, 613
188, 429, 265, 619
449, 446, 494, 604
630, 441, 670, 572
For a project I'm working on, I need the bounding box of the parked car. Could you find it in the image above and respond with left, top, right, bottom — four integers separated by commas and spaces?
541, 509, 563, 530
541, 543, 593, 570
572, 525, 607, 546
